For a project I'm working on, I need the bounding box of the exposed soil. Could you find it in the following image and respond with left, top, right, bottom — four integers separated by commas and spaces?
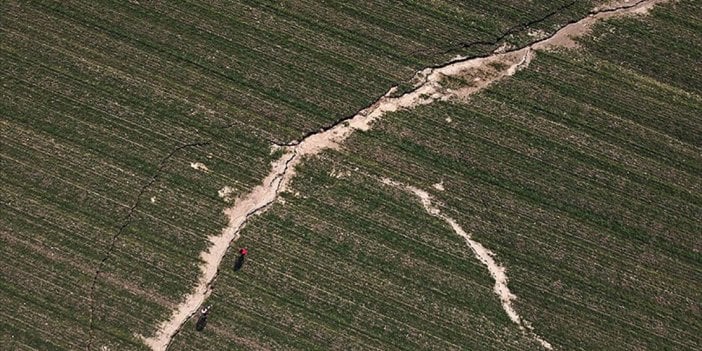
217, 186, 235, 203
142, 153, 294, 351
189, 162, 209, 172
143, 1, 670, 349
536, 0, 672, 49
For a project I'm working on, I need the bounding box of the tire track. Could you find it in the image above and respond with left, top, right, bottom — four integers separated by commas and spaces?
143, 1, 670, 349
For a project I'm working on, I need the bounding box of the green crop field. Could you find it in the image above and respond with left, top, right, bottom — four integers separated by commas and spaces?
2, 0, 700, 351
168, 2, 701, 350
0, 1, 607, 350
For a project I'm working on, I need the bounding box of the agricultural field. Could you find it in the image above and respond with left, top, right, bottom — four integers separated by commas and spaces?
0, 1, 610, 350
169, 1, 701, 351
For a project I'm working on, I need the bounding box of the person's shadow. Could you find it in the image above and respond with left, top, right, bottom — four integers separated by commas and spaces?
233, 255, 246, 271
196, 314, 208, 331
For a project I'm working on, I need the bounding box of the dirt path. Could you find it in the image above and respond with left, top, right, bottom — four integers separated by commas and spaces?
142, 1, 669, 349
382, 178, 553, 349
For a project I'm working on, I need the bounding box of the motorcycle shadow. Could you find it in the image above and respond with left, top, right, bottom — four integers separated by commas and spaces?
195, 315, 208, 331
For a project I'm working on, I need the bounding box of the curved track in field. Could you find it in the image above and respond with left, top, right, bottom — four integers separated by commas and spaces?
143, 1, 670, 349
381, 178, 554, 349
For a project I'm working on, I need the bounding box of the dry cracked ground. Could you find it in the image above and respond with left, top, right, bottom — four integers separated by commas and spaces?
1, 0, 701, 350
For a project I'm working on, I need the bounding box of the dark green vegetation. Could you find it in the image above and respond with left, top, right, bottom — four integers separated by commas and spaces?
171, 2, 701, 350
0, 1, 601, 350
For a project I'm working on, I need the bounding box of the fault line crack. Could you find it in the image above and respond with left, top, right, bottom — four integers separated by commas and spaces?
85, 140, 210, 351
143, 1, 669, 350
433, 0, 580, 56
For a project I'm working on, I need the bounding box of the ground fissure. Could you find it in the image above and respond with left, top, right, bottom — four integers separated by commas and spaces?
143, 1, 671, 349
85, 140, 210, 351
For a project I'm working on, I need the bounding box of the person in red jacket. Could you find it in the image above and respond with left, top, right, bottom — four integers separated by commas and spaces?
234, 248, 247, 271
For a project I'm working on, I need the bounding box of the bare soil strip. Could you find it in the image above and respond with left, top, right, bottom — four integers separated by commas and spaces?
381, 178, 553, 349
143, 1, 669, 349
141, 152, 294, 351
